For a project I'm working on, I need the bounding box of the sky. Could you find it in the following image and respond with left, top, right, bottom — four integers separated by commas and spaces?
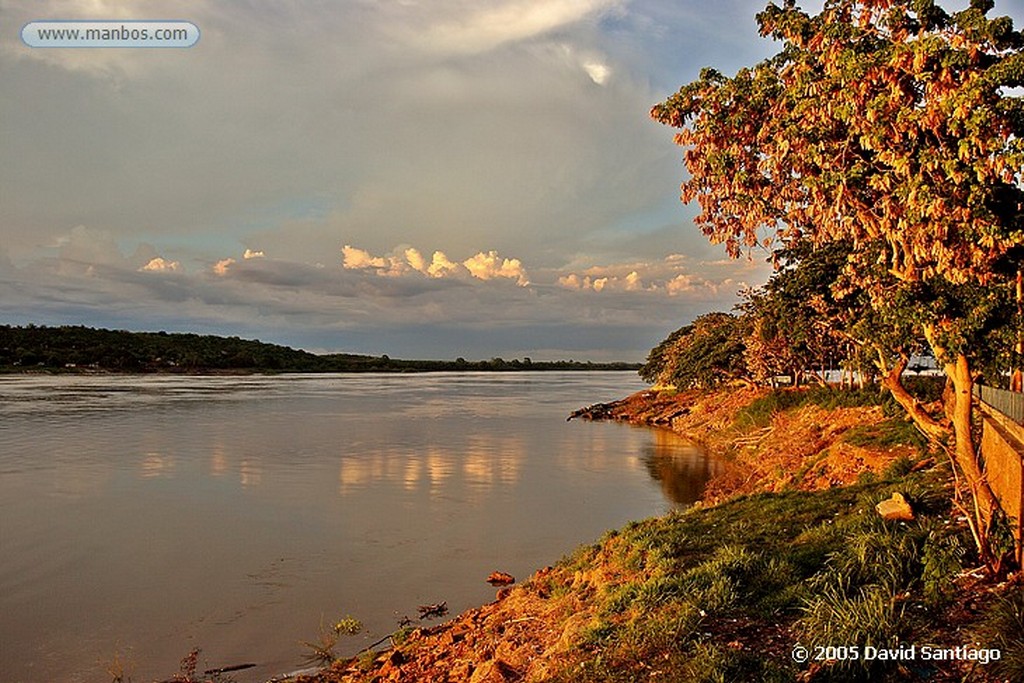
2, 0, 1022, 360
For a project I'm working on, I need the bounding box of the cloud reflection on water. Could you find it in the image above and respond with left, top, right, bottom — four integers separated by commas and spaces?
337, 436, 524, 499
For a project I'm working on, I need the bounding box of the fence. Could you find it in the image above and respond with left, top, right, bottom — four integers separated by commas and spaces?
973, 384, 1024, 425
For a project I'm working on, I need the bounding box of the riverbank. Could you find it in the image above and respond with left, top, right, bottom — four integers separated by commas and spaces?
295, 386, 1021, 683
569, 385, 927, 504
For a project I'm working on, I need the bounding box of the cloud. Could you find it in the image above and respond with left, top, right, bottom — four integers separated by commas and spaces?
342, 244, 530, 286
412, 0, 623, 55
462, 251, 530, 286
341, 245, 388, 270
243, 249, 265, 260
1, 0, 687, 274
0, 238, 772, 360
53, 225, 124, 267
404, 248, 428, 273
213, 259, 235, 276
140, 257, 182, 273
555, 253, 770, 297
582, 60, 611, 85
426, 251, 462, 278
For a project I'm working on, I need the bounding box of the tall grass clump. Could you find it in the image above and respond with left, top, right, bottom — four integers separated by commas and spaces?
676, 642, 793, 683
799, 582, 908, 681
974, 589, 1024, 681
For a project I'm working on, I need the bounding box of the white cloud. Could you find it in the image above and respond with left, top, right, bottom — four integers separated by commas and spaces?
665, 273, 697, 295
426, 251, 462, 278
243, 249, 265, 260
582, 60, 611, 85
140, 257, 182, 273
462, 251, 530, 286
341, 245, 388, 270
413, 0, 622, 55
405, 247, 428, 273
213, 258, 235, 276
342, 244, 530, 286
555, 254, 767, 297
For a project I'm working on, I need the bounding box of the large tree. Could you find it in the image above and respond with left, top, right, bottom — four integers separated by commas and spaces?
652, 0, 1024, 561
639, 312, 749, 389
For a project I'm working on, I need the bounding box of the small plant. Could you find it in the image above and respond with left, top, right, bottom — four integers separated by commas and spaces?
920, 531, 965, 609
357, 648, 378, 671
678, 642, 794, 683
733, 390, 806, 428
301, 628, 339, 667
333, 615, 362, 636
578, 618, 617, 647
105, 649, 134, 683
390, 625, 415, 646
733, 386, 888, 430
301, 614, 362, 666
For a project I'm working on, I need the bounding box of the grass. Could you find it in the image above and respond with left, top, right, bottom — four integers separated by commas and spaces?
732, 381, 945, 432
733, 385, 889, 429
542, 466, 987, 681
977, 589, 1024, 681
843, 418, 927, 450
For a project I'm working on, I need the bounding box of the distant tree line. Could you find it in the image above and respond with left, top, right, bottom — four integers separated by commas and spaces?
0, 325, 639, 373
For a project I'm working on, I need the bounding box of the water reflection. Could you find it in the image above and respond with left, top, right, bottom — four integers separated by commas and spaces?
210, 444, 229, 477
337, 436, 524, 498
640, 430, 723, 507
239, 458, 263, 488
140, 452, 174, 478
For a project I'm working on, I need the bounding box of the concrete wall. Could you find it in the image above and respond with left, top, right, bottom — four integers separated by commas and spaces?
980, 405, 1024, 566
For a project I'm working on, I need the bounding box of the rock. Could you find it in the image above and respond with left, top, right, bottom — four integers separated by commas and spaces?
469, 659, 518, 683
449, 661, 474, 680
875, 492, 914, 521
440, 624, 471, 646
377, 651, 405, 679
486, 571, 515, 586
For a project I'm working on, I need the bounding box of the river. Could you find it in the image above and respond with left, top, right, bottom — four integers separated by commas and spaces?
0, 372, 719, 682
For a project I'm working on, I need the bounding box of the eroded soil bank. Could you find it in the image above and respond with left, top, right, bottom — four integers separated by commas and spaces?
296, 387, 1021, 683
569, 386, 925, 504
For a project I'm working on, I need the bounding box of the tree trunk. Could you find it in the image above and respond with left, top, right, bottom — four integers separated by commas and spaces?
943, 354, 997, 534
923, 322, 1000, 563
1013, 269, 1022, 392
875, 350, 948, 442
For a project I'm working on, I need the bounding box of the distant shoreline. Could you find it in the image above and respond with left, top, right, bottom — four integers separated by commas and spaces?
0, 324, 640, 374
0, 364, 642, 376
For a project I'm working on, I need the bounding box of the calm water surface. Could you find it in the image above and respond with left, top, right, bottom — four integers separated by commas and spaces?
0, 372, 720, 682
